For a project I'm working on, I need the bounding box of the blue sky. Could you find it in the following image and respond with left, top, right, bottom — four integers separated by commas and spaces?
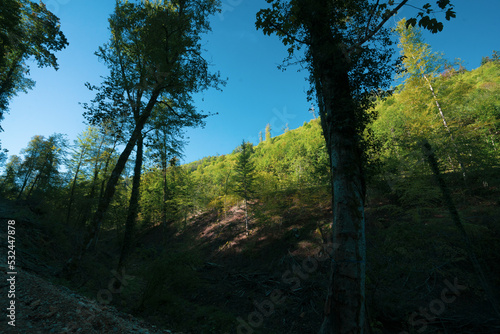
1, 0, 499, 165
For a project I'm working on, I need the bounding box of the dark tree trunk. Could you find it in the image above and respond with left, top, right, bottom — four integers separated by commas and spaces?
318, 74, 367, 334
25, 173, 40, 200
305, 6, 366, 332
117, 131, 143, 271
67, 152, 84, 225
162, 158, 168, 232
17, 168, 32, 200
62, 89, 160, 276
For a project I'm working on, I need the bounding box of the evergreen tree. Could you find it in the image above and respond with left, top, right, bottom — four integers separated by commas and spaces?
234, 140, 255, 235
265, 123, 272, 142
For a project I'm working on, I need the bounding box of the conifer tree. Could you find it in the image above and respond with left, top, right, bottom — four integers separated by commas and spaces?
265, 123, 272, 142
234, 140, 255, 235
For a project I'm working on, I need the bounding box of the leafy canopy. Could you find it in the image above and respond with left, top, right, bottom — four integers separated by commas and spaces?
0, 0, 68, 121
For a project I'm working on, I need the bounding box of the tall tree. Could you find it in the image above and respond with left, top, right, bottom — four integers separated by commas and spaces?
65, 0, 223, 274
146, 100, 203, 231
118, 97, 203, 271
265, 123, 272, 142
16, 134, 66, 200
256, 1, 455, 333
117, 130, 144, 271
234, 140, 255, 235
65, 127, 98, 225
395, 19, 467, 182
0, 0, 67, 122
0, 154, 21, 198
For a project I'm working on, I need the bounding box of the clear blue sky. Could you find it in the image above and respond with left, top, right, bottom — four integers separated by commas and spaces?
1, 0, 499, 165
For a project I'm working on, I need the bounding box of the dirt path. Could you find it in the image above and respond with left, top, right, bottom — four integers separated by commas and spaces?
0, 198, 180, 333
0, 268, 179, 333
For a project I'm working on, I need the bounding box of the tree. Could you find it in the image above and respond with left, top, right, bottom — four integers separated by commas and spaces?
234, 140, 256, 235
65, 127, 95, 225
395, 19, 467, 183
63, 124, 123, 229
256, 1, 455, 333
0, 154, 21, 198
15, 134, 66, 200
65, 0, 223, 274
145, 101, 203, 229
481, 50, 500, 66
0, 0, 68, 123
0, 143, 7, 168
265, 123, 272, 142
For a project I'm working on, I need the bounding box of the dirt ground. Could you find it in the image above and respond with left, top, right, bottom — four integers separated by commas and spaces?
0, 198, 182, 334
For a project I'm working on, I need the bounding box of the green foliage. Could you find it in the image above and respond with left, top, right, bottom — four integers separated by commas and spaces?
265, 123, 272, 142
83, 0, 223, 129
369, 24, 500, 206
3, 133, 68, 200
63, 125, 123, 228
233, 140, 256, 201
480, 50, 500, 66
0, 0, 68, 118
183, 119, 329, 214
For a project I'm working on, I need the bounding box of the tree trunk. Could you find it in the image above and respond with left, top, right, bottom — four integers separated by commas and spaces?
17, 168, 32, 200
422, 73, 467, 183
162, 157, 168, 233
308, 18, 366, 332
117, 131, 143, 272
319, 83, 367, 334
62, 89, 160, 276
25, 173, 40, 199
244, 197, 248, 235
67, 151, 85, 225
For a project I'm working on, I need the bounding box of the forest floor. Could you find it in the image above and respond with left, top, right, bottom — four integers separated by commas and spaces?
0, 198, 181, 334
1, 178, 500, 333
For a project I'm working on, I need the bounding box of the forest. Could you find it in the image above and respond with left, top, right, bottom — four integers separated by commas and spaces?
1, 1, 499, 333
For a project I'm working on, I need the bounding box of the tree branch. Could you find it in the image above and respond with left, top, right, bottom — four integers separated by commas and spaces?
354, 0, 410, 50
268, 21, 310, 46
364, 0, 380, 42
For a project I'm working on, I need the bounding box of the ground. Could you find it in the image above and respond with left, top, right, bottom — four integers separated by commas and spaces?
1, 180, 499, 333
0, 198, 183, 334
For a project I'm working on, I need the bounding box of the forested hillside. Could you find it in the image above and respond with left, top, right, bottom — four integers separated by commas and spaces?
2, 58, 500, 333
1, 1, 500, 333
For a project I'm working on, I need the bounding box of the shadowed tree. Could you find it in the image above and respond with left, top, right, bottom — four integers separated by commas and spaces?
256, 1, 456, 332
15, 134, 66, 200
234, 140, 256, 235
63, 0, 223, 275
117, 100, 204, 273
